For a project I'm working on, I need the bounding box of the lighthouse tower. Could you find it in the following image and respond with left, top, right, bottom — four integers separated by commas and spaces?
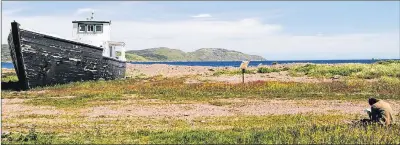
71, 12, 126, 61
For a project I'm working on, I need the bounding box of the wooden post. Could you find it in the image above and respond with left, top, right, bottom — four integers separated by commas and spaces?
11, 21, 29, 90
239, 61, 250, 84
242, 69, 245, 83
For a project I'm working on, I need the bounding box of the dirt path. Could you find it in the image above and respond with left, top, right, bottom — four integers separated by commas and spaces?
199, 71, 335, 83
81, 99, 400, 118
1, 99, 64, 119
126, 64, 215, 78
3, 98, 400, 119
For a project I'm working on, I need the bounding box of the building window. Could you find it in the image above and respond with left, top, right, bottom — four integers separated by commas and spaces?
87, 25, 94, 32
78, 24, 86, 32
95, 25, 102, 32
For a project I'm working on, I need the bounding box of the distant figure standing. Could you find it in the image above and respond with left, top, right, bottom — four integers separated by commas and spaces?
367, 98, 395, 126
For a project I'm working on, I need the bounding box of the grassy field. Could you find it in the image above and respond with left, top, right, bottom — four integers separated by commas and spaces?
2, 61, 400, 144
213, 60, 400, 79
2, 75, 399, 109
288, 61, 400, 79
2, 113, 400, 144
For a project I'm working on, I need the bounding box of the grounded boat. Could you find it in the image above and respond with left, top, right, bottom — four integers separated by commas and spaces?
7, 13, 127, 90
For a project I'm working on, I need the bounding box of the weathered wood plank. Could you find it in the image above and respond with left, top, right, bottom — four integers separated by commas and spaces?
8, 22, 126, 89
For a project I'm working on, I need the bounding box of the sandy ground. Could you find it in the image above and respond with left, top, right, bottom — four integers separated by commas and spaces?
1, 69, 15, 74
2, 64, 393, 118
1, 63, 396, 128
81, 99, 400, 118
0, 63, 356, 84
201, 71, 335, 83
126, 64, 339, 83
1, 99, 64, 118
3, 98, 399, 119
125, 64, 216, 77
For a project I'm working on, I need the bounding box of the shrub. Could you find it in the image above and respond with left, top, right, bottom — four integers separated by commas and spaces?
293, 64, 317, 74
325, 67, 363, 76
257, 67, 280, 73
281, 67, 290, 71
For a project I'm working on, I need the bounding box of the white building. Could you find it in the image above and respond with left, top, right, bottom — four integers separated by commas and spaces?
71, 13, 126, 61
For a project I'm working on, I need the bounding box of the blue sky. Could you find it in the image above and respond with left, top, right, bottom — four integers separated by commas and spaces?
2, 1, 400, 60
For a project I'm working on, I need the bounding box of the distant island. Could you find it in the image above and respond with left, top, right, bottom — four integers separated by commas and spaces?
1, 44, 266, 62
124, 47, 266, 62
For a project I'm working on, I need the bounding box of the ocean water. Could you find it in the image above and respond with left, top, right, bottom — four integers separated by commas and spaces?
2, 62, 14, 69
129, 59, 398, 67
2, 59, 398, 69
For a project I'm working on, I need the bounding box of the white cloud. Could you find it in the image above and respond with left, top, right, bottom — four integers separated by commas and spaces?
191, 14, 212, 18
2, 8, 25, 15
2, 6, 399, 60
74, 8, 97, 16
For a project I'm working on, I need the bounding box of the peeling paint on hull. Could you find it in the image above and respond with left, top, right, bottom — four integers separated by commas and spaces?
8, 22, 126, 90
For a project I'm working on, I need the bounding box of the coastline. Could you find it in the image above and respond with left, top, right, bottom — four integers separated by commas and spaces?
3, 60, 398, 84
1, 63, 340, 84
2, 60, 399, 144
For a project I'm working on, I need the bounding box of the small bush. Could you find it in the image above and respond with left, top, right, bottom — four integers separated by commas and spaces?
326, 67, 363, 76
281, 67, 290, 71
294, 64, 317, 74
2, 127, 57, 144
257, 67, 280, 73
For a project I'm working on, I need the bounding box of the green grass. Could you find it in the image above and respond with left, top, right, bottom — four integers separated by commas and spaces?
289, 64, 363, 77
2, 61, 400, 109
26, 93, 123, 108
212, 61, 400, 79
1, 74, 399, 109
2, 72, 18, 82
2, 114, 400, 144
257, 67, 281, 73
2, 64, 399, 107
213, 67, 291, 75
212, 69, 256, 76
289, 62, 400, 79
2, 61, 400, 144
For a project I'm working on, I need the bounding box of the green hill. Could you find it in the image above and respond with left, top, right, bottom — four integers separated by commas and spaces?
187, 48, 265, 61
1, 44, 266, 62
126, 47, 266, 62
126, 47, 192, 61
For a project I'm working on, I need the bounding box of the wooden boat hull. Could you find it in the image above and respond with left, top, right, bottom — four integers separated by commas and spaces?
7, 22, 126, 90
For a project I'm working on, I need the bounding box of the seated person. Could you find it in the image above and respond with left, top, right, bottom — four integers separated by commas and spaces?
365, 98, 395, 126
